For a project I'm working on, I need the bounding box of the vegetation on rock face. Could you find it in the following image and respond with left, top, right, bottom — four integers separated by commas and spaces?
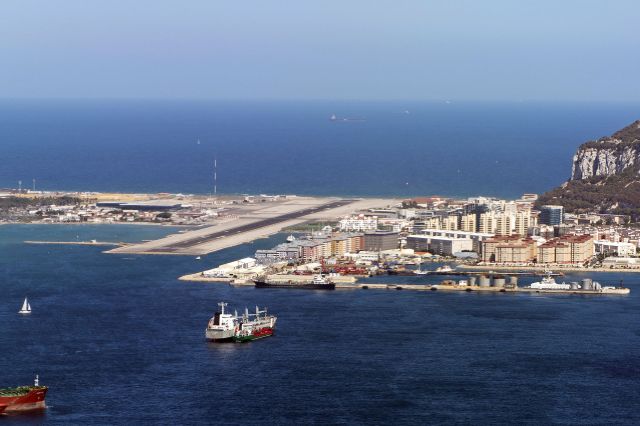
580, 119, 640, 150
538, 120, 640, 218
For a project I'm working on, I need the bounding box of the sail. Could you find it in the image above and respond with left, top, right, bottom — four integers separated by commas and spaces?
20, 297, 30, 313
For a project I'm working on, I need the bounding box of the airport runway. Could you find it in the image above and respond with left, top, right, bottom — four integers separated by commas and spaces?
152, 199, 354, 253
106, 197, 384, 255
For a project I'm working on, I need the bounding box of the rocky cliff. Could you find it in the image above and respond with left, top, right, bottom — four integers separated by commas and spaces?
570, 120, 640, 180
538, 120, 640, 216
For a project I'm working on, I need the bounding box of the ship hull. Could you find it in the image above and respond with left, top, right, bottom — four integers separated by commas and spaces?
254, 281, 335, 290
0, 387, 47, 413
233, 327, 274, 343
205, 329, 235, 342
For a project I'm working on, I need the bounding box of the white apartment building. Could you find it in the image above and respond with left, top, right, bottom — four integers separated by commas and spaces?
339, 214, 378, 232
594, 240, 637, 257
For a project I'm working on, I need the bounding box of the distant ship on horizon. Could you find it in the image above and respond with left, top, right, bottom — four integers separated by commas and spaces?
329, 113, 366, 122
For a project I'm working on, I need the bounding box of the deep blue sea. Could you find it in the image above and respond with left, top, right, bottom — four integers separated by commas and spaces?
1, 225, 639, 424
1, 100, 639, 198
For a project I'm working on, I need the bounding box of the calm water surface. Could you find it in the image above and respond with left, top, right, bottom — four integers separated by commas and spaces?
1, 225, 639, 424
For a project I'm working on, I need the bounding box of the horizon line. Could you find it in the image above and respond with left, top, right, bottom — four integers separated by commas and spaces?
0, 97, 639, 104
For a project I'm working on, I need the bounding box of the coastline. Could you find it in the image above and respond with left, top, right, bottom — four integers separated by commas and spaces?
0, 220, 195, 228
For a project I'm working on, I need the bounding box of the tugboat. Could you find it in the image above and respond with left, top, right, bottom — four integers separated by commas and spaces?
254, 274, 336, 290
0, 375, 47, 413
233, 306, 278, 343
205, 302, 239, 342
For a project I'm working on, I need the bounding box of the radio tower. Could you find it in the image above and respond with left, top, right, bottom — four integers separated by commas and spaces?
213, 156, 217, 197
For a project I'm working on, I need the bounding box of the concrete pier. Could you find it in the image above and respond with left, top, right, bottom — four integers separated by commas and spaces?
335, 282, 630, 295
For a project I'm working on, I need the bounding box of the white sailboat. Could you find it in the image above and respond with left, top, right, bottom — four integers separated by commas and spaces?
414, 261, 430, 275
18, 297, 32, 314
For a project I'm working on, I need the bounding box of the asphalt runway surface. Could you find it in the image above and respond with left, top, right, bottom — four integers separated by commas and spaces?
152, 199, 355, 252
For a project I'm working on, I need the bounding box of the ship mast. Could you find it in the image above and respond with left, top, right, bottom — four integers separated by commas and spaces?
218, 301, 227, 315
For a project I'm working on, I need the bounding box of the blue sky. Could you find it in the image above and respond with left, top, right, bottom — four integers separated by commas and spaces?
0, 0, 638, 101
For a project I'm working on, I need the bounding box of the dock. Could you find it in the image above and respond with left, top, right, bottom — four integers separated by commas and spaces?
405, 270, 563, 277
335, 283, 630, 295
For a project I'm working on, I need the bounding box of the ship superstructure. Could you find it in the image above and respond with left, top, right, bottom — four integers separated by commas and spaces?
233, 306, 277, 343
205, 302, 239, 342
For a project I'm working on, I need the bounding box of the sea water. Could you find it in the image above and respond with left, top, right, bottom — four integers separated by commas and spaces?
1, 225, 639, 424
1, 99, 639, 198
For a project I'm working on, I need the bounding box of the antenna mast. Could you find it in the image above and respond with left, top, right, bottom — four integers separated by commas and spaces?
214, 156, 217, 197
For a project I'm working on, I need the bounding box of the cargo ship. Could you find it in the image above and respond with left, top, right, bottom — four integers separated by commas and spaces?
233, 306, 277, 343
0, 376, 47, 413
254, 274, 335, 290
206, 302, 277, 343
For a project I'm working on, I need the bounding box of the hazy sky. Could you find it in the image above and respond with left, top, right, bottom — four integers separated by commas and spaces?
0, 0, 638, 101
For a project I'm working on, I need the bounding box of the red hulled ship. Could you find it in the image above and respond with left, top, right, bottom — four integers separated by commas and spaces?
0, 376, 47, 414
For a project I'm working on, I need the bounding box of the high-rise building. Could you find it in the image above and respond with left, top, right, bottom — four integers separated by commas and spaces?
539, 205, 564, 225
363, 231, 399, 251
478, 212, 495, 234
460, 213, 477, 232
514, 210, 532, 236
495, 215, 513, 236
442, 215, 459, 231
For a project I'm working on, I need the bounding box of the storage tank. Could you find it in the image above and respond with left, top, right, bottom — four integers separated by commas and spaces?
478, 275, 490, 287
570, 282, 580, 290
492, 277, 506, 288
468, 276, 477, 286
582, 278, 593, 290
508, 276, 518, 286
